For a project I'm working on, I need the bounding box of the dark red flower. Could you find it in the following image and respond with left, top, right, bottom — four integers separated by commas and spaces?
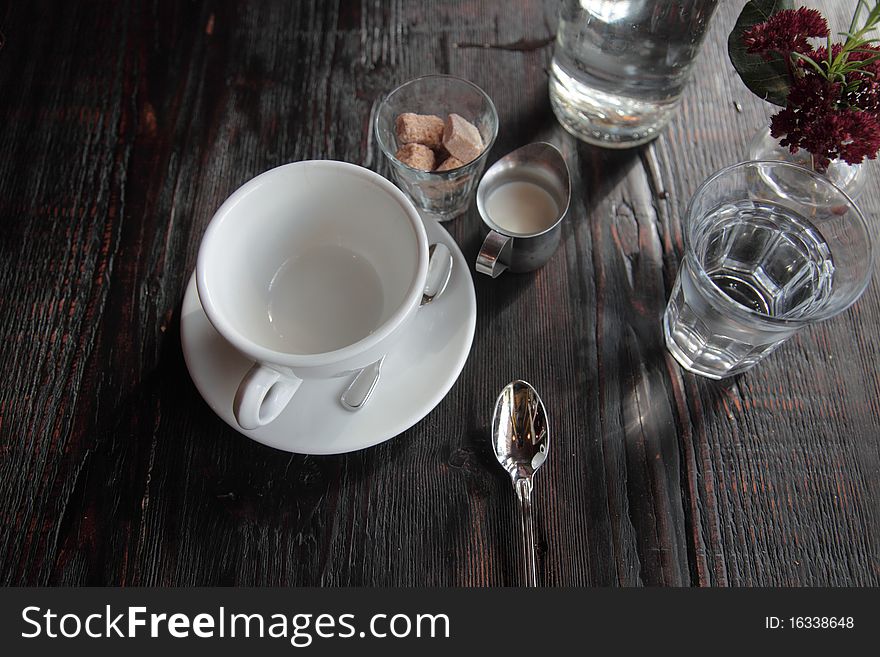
805, 43, 843, 62
841, 45, 880, 114
772, 101, 880, 169
743, 8, 829, 61
744, 7, 880, 167
831, 110, 880, 165
798, 44, 880, 114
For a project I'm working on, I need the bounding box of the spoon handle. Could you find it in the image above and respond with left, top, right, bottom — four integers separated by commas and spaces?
340, 356, 384, 411
514, 476, 537, 587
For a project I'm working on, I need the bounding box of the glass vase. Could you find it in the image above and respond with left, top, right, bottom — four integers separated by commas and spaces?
748, 125, 866, 201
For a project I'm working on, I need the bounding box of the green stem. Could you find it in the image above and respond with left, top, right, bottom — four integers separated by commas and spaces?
850, 0, 868, 35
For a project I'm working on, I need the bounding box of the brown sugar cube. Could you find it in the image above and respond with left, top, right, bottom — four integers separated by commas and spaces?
395, 142, 435, 171
442, 113, 484, 164
395, 113, 445, 149
435, 155, 465, 172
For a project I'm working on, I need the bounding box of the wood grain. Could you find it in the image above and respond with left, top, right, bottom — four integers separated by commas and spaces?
0, 0, 877, 586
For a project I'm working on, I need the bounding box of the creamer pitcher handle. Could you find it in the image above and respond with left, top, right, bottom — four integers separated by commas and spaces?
476, 230, 512, 278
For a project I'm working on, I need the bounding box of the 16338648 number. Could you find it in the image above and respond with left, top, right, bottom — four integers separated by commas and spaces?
790, 617, 854, 629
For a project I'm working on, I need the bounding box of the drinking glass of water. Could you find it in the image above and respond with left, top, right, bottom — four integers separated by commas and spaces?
549, 0, 718, 148
664, 160, 874, 379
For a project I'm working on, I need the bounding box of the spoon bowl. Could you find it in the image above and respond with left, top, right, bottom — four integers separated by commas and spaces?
492, 380, 549, 478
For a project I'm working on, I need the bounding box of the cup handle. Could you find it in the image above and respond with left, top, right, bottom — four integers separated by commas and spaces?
233, 363, 302, 430
476, 230, 512, 278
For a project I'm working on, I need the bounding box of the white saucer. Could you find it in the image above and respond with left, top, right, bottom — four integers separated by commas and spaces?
180, 217, 476, 454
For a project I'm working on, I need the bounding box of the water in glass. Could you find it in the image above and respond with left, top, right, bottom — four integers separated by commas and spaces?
664, 200, 835, 379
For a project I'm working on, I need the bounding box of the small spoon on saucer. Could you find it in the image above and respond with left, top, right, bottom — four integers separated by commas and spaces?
492, 380, 550, 587
340, 242, 453, 411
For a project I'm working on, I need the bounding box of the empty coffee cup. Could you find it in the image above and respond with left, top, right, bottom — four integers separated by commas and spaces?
196, 161, 429, 430
475, 142, 570, 277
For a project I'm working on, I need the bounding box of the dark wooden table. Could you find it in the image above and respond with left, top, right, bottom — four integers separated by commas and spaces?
1, 0, 878, 586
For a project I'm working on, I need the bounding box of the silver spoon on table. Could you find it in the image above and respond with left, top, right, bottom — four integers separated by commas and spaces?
340, 242, 453, 411
492, 380, 550, 587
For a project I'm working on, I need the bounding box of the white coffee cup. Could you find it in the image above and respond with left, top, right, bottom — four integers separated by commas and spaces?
196, 161, 429, 430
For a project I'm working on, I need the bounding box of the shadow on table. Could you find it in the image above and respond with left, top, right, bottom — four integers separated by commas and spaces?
438, 425, 527, 586
611, 309, 745, 575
